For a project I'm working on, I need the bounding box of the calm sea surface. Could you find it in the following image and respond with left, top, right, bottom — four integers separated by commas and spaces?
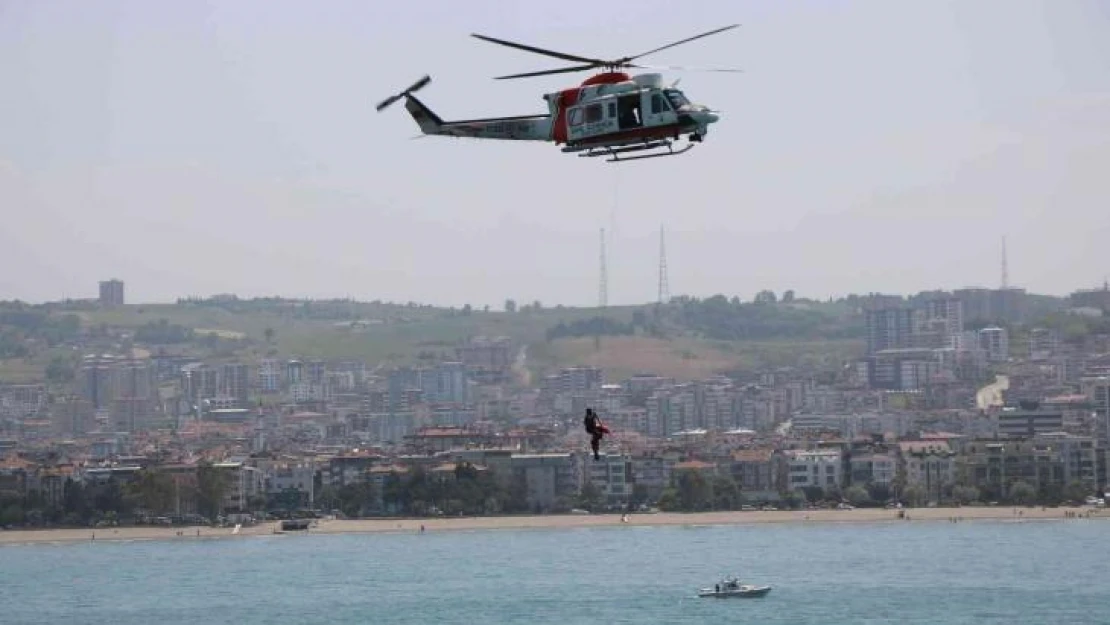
2, 518, 1108, 625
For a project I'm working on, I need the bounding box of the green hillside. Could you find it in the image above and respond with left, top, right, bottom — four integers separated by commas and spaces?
2, 295, 874, 384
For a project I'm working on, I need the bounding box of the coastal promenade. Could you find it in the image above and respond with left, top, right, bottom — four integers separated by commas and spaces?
1, 505, 1102, 546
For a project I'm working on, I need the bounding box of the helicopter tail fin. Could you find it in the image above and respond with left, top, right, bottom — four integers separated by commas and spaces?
404, 95, 445, 135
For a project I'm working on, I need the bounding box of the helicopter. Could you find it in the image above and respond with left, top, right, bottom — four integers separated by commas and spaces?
376, 25, 741, 162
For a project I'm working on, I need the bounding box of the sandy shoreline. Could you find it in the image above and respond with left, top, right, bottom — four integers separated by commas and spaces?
1, 506, 1103, 547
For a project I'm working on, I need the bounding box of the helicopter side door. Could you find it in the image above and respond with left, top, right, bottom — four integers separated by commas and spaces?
642, 89, 678, 129
566, 96, 619, 143
615, 92, 644, 131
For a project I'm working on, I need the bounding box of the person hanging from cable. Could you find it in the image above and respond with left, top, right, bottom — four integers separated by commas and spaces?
582, 408, 611, 461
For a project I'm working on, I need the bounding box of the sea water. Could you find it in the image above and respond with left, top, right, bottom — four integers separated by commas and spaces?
2, 519, 1108, 625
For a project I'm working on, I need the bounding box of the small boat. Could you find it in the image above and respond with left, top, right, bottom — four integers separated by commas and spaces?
697, 576, 772, 598
279, 519, 312, 532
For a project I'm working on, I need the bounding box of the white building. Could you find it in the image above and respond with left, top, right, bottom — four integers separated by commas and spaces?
257, 359, 282, 393
263, 461, 316, 505
1079, 376, 1109, 443
587, 453, 633, 502
214, 460, 265, 513
978, 327, 1009, 362
784, 449, 842, 494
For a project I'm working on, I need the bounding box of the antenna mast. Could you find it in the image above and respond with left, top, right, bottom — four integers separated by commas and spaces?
599, 227, 608, 308
658, 224, 670, 304
1000, 235, 1009, 289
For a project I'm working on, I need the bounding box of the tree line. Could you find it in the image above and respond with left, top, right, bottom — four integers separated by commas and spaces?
0, 463, 543, 528
669, 294, 864, 342
133, 319, 195, 344
0, 306, 81, 358
3, 462, 1097, 529
539, 297, 866, 345
0, 462, 231, 528
545, 316, 636, 342
643, 473, 1096, 514
316, 463, 536, 518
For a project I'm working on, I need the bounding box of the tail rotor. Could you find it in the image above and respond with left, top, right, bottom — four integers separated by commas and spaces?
376, 75, 432, 112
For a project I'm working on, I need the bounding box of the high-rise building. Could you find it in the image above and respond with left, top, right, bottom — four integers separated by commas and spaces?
430, 362, 470, 404
978, 327, 1010, 362
51, 396, 97, 436
922, 297, 964, 339
1028, 328, 1059, 360
286, 360, 304, 385
98, 279, 125, 306
81, 354, 120, 410
1070, 282, 1110, 312
953, 287, 1026, 324
220, 363, 251, 404
258, 359, 282, 393
180, 363, 218, 405
117, 358, 156, 401
864, 307, 915, 354
455, 336, 513, 384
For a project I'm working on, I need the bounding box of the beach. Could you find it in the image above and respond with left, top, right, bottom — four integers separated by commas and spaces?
1, 505, 1103, 547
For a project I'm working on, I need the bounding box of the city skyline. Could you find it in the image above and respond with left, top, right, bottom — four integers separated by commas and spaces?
2, 0, 1108, 307
18, 268, 1110, 309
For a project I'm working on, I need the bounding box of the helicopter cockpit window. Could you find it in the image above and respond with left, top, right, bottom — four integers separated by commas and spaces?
663, 89, 690, 110
585, 104, 603, 123
651, 93, 668, 114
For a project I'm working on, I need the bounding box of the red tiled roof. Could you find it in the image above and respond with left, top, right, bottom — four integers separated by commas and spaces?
731, 449, 773, 463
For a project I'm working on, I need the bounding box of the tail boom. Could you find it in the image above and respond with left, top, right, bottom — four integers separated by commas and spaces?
404, 96, 551, 141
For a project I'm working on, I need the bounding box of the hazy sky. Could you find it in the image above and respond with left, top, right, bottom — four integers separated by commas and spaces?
2, 0, 1108, 307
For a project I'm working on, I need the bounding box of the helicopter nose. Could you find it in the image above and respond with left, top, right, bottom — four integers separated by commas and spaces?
692, 108, 718, 125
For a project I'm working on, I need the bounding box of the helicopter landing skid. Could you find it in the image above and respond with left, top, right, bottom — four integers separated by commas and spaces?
605, 143, 694, 162
571, 140, 695, 163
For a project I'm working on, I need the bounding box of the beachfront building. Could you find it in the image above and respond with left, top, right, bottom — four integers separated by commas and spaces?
781, 449, 843, 495
509, 452, 581, 512
996, 404, 1065, 438
629, 453, 668, 500
214, 459, 264, 513
848, 450, 896, 486
952, 434, 1098, 499
587, 453, 633, 504
897, 440, 957, 504
262, 460, 317, 508
726, 448, 778, 495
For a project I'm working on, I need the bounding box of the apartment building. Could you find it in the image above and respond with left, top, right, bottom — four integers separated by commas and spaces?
510, 452, 581, 512
953, 434, 1098, 497
781, 449, 842, 494
897, 440, 956, 503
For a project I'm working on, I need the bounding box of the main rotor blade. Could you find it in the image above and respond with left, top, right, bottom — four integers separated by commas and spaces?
494, 63, 602, 80
632, 63, 743, 73
628, 24, 740, 62
471, 33, 603, 65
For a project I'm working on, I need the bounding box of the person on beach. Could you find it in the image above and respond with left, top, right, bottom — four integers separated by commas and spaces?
583, 408, 610, 461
